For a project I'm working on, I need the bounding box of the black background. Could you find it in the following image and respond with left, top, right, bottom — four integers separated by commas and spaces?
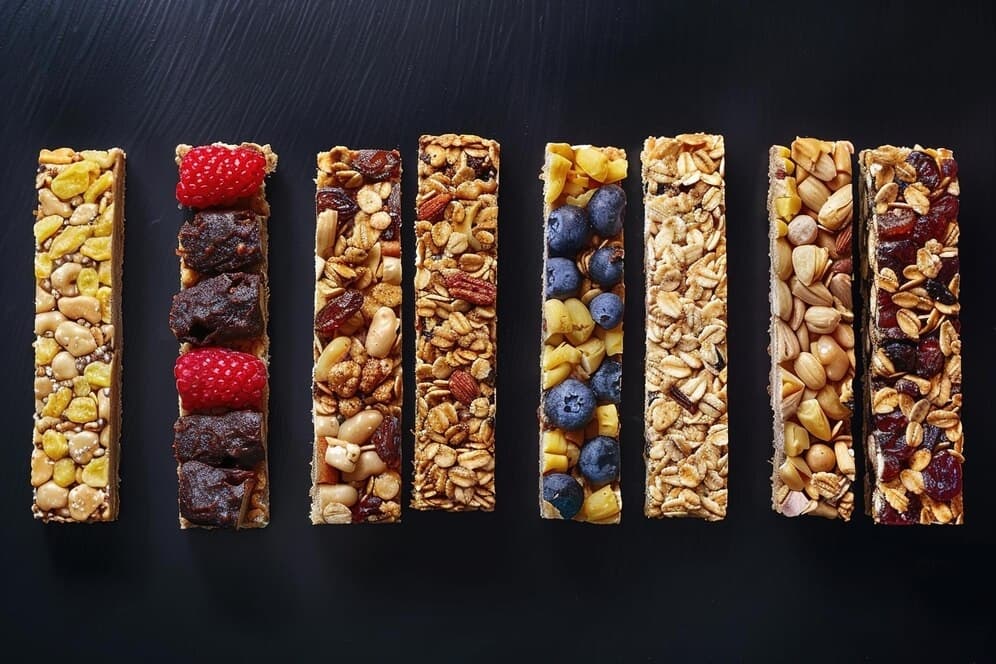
2, 1, 994, 661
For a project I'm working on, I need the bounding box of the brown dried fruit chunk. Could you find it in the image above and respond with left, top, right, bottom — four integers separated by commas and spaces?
449, 370, 479, 405
444, 272, 496, 306
417, 192, 452, 221
315, 288, 364, 336
316, 187, 359, 220
371, 416, 401, 469
352, 150, 400, 181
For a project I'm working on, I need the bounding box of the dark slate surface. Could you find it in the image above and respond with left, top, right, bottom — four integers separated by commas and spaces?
1, 0, 994, 660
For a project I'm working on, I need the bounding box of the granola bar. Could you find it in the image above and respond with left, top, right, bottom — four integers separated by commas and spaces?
859, 145, 963, 525
170, 142, 277, 529
411, 134, 499, 512
768, 138, 857, 520
539, 143, 626, 524
310, 147, 403, 524
642, 134, 728, 520
31, 147, 125, 522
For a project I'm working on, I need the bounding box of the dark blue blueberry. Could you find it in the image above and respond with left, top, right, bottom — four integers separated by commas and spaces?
588, 246, 624, 288
543, 378, 596, 430
587, 184, 626, 237
590, 358, 622, 404
547, 205, 590, 257
542, 473, 584, 519
578, 436, 620, 485
545, 257, 582, 299
589, 292, 623, 329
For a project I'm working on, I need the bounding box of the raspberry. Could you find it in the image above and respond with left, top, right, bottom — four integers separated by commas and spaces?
176, 145, 267, 208
174, 347, 267, 412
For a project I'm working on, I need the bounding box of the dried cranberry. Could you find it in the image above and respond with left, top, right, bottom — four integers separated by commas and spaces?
316, 187, 359, 220
894, 378, 920, 397
883, 341, 916, 373
936, 256, 960, 284
315, 289, 364, 336
876, 411, 908, 434
905, 151, 941, 191
915, 337, 945, 378
930, 195, 959, 223
876, 240, 916, 275
877, 290, 898, 328
877, 430, 913, 460
876, 207, 916, 240
940, 158, 958, 179
353, 150, 400, 182
923, 451, 962, 502
911, 213, 948, 246
878, 495, 921, 525
351, 495, 383, 522
879, 453, 901, 482
371, 416, 401, 469
925, 279, 956, 306
380, 185, 402, 241
920, 424, 943, 452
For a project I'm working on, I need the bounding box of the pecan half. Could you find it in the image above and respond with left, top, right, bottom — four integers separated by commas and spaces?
443, 272, 496, 306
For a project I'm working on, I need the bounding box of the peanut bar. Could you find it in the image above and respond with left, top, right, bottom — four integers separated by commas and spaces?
310, 147, 403, 524
859, 145, 963, 525
31, 147, 125, 522
768, 138, 857, 520
642, 134, 728, 520
539, 143, 626, 524
411, 134, 499, 512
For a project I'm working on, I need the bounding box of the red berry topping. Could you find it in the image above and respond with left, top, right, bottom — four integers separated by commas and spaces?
176, 145, 266, 208
174, 347, 267, 411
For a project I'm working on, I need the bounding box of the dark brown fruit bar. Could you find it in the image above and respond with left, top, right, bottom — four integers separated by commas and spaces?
310, 147, 403, 524
31, 147, 125, 522
859, 145, 963, 525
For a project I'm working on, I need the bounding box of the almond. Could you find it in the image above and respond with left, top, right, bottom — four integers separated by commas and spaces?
448, 370, 479, 406
417, 192, 451, 221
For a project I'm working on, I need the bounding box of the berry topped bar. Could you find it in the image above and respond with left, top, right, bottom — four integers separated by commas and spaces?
642, 134, 728, 520
411, 134, 499, 512
539, 143, 626, 524
768, 138, 857, 520
31, 147, 125, 522
859, 145, 963, 525
310, 147, 403, 524
169, 142, 277, 529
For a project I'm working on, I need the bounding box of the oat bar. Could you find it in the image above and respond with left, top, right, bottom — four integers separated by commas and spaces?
171, 142, 277, 529
859, 145, 963, 525
310, 147, 403, 524
768, 138, 857, 520
642, 135, 728, 520
31, 147, 125, 522
539, 143, 626, 524
411, 134, 499, 512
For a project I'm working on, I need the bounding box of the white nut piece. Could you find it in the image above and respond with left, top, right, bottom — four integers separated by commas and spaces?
324, 439, 362, 472
58, 295, 101, 324
50, 262, 82, 294
68, 431, 100, 464
382, 256, 402, 285
317, 483, 359, 508
338, 409, 383, 444
55, 321, 98, 357
315, 415, 340, 437
35, 310, 68, 335
342, 450, 388, 483
68, 484, 104, 521
365, 306, 398, 358
35, 480, 69, 510
51, 351, 79, 380
68, 203, 99, 226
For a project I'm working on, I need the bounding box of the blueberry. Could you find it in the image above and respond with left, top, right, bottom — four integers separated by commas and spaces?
543, 378, 596, 430
589, 292, 623, 329
578, 436, 620, 485
542, 473, 584, 519
590, 359, 622, 404
547, 205, 590, 257
588, 246, 624, 288
545, 257, 582, 299
588, 184, 626, 237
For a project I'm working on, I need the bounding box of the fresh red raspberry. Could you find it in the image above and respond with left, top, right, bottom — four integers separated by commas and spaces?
176, 145, 267, 208
174, 347, 267, 411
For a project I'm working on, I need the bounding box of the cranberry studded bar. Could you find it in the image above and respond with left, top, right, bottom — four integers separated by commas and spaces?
539, 144, 626, 524
859, 145, 963, 525
411, 135, 499, 512
169, 142, 277, 529
642, 135, 728, 520
31, 147, 125, 522
310, 147, 403, 524
768, 138, 857, 520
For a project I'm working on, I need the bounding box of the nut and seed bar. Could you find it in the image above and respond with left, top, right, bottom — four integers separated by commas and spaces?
539, 143, 626, 524
310, 147, 403, 524
642, 135, 728, 520
411, 134, 499, 512
171, 142, 277, 529
31, 147, 125, 522
859, 145, 963, 525
768, 138, 857, 520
